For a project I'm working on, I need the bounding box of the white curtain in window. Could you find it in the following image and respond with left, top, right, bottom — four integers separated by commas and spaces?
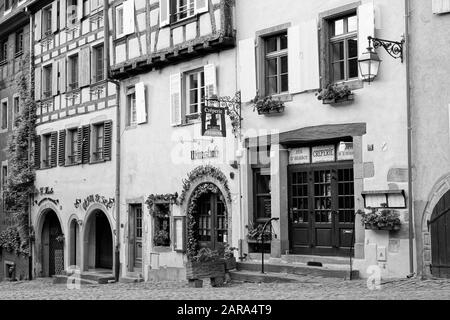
123, 0, 136, 35
238, 38, 256, 103
135, 82, 147, 124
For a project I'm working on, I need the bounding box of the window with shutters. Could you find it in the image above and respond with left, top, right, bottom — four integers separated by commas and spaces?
68, 54, 79, 91
1, 100, 7, 130
115, 4, 124, 38
263, 32, 288, 96
42, 64, 52, 99
15, 30, 24, 56
92, 123, 105, 162
67, 128, 78, 165
42, 134, 52, 169
329, 14, 358, 83
0, 39, 7, 64
126, 87, 137, 127
93, 45, 104, 83
42, 6, 53, 37
13, 96, 19, 127
185, 69, 205, 116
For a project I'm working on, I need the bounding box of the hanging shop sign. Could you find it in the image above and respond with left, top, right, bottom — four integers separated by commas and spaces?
289, 147, 310, 165
74, 194, 115, 211
201, 106, 226, 138
312, 145, 335, 163
337, 143, 354, 161
191, 146, 220, 161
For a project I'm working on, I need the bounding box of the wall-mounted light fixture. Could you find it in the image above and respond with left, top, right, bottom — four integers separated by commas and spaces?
358, 36, 405, 83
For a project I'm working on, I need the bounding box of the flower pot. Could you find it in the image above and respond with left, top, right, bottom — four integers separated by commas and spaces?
257, 105, 285, 115
186, 260, 225, 280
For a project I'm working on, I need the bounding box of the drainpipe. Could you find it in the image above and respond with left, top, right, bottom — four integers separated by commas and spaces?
103, 0, 121, 282
404, 0, 415, 277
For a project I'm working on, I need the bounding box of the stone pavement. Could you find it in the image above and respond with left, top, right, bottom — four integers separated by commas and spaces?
0, 276, 450, 300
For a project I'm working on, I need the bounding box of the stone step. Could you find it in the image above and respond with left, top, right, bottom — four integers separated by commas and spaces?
230, 271, 305, 283
236, 262, 359, 280
119, 276, 144, 284
281, 254, 352, 266
79, 272, 115, 284
52, 275, 99, 286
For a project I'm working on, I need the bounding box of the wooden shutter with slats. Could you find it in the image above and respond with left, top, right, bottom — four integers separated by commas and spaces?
104, 120, 113, 161
170, 73, 182, 126
159, 0, 170, 27
52, 61, 58, 96
82, 125, 90, 164
51, 2, 58, 33
238, 38, 256, 102
35, 67, 42, 101
79, 47, 91, 87
76, 127, 83, 164
123, 0, 135, 35
60, 0, 67, 29
35, 10, 42, 41
135, 82, 147, 124
50, 131, 58, 168
34, 135, 41, 169
59, 58, 66, 94
58, 129, 66, 166
204, 64, 217, 98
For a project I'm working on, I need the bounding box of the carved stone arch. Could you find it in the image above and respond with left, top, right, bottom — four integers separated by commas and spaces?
420, 173, 450, 277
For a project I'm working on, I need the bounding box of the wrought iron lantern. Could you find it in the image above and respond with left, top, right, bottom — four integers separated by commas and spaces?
358, 36, 404, 83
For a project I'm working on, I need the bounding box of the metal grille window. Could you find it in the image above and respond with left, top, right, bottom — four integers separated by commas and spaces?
94, 45, 104, 82
93, 123, 104, 161
173, 0, 195, 22
330, 14, 358, 82
264, 32, 288, 95
15, 30, 23, 55
186, 70, 205, 115
0, 39, 7, 63
68, 128, 78, 164
68, 54, 79, 91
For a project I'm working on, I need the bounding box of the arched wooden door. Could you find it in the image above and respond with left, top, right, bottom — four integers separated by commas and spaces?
196, 192, 228, 251
431, 190, 450, 278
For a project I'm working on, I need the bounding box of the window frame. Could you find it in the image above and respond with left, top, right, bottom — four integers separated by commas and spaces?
126, 87, 137, 127
152, 202, 171, 248
1, 164, 7, 191
67, 54, 79, 91
115, 4, 124, 39
184, 68, 205, 117
42, 5, 53, 37
67, 127, 79, 165
92, 122, 105, 163
12, 95, 19, 128
0, 38, 8, 63
93, 45, 104, 83
252, 167, 272, 223
42, 133, 52, 169
1, 98, 8, 131
42, 64, 53, 99
171, 0, 195, 24
263, 32, 288, 97
15, 30, 24, 56
329, 14, 358, 83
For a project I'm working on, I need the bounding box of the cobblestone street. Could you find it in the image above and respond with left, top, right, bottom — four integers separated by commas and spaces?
0, 277, 450, 300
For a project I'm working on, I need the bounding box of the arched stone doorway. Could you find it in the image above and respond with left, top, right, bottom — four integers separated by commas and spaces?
430, 190, 450, 278
40, 210, 64, 277
69, 219, 81, 267
83, 209, 113, 270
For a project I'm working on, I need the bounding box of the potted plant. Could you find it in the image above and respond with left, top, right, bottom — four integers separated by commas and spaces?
186, 248, 226, 285
250, 95, 285, 115
153, 230, 170, 247
357, 205, 401, 231
316, 84, 354, 105
222, 244, 238, 271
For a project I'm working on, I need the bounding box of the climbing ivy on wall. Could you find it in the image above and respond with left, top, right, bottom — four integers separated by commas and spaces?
0, 59, 37, 256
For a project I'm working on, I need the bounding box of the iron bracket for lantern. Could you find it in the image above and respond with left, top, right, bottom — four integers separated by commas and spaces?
205, 91, 242, 139
368, 36, 405, 63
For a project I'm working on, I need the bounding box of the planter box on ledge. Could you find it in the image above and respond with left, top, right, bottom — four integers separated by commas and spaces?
365, 224, 401, 231
322, 93, 354, 105
257, 105, 285, 115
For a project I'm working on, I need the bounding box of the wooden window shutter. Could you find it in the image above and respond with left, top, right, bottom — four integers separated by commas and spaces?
59, 58, 66, 94
358, 2, 375, 79
103, 120, 113, 161
204, 64, 217, 99
123, 0, 135, 35
135, 82, 147, 124
169, 73, 182, 126
77, 0, 83, 21
159, 0, 170, 27
194, 0, 208, 15
60, 0, 67, 29
58, 129, 66, 166
34, 135, 41, 169
34, 66, 42, 101
52, 61, 58, 96
433, 0, 450, 14
50, 131, 58, 168
238, 38, 256, 102
51, 1, 58, 33
82, 125, 90, 164
79, 47, 91, 87
76, 127, 83, 164
35, 10, 42, 41
288, 19, 320, 94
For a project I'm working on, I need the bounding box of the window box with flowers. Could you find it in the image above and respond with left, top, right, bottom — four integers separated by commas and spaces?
357, 205, 402, 231
316, 84, 354, 105
250, 95, 285, 115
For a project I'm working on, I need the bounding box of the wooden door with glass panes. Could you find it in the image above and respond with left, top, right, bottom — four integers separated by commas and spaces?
197, 192, 228, 251
289, 162, 355, 256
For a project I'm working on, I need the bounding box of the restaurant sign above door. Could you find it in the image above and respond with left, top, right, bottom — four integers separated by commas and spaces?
289, 143, 354, 165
